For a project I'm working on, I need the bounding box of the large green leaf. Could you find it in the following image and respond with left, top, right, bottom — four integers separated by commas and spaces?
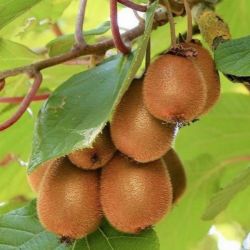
215, 36, 250, 77
0, 0, 42, 30
29, 1, 158, 172
0, 201, 159, 250
157, 93, 250, 250
47, 21, 111, 57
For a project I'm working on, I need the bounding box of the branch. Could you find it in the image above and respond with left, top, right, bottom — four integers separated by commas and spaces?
0, 72, 43, 131
110, 0, 131, 54
0, 93, 49, 104
117, 0, 147, 12
75, 0, 88, 47
0, 11, 168, 80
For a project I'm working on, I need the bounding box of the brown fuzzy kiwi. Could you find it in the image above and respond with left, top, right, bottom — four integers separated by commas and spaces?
143, 52, 207, 123
111, 78, 176, 163
68, 126, 116, 170
163, 148, 187, 204
182, 42, 220, 115
100, 154, 173, 234
38, 157, 102, 239
27, 160, 53, 193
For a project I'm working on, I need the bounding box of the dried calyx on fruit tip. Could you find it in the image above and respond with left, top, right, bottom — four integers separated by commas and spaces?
38, 157, 102, 239
181, 41, 220, 115
111, 78, 176, 163
68, 126, 116, 170
163, 148, 187, 204
100, 153, 173, 234
143, 43, 207, 124
27, 160, 54, 193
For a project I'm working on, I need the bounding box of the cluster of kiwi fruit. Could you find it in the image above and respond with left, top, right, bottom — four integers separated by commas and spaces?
27, 34, 220, 243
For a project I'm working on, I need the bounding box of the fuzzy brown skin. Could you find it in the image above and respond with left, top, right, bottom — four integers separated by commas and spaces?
101, 154, 173, 234
111, 79, 176, 163
143, 54, 207, 123
27, 160, 53, 193
38, 157, 102, 239
163, 149, 187, 204
68, 126, 116, 170
182, 42, 220, 115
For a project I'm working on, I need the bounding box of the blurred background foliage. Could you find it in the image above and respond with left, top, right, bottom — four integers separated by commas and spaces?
0, 0, 249, 249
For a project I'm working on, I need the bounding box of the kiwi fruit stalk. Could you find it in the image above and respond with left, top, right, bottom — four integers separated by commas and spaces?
68, 126, 116, 170
27, 160, 53, 193
38, 157, 102, 239
100, 153, 173, 234
163, 148, 187, 204
143, 50, 208, 123
111, 78, 176, 163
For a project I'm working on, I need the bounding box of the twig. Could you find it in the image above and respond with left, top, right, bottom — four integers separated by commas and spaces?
0, 72, 43, 131
117, 0, 147, 12
0, 94, 49, 104
183, 0, 193, 42
163, 0, 176, 47
110, 0, 131, 54
0, 14, 168, 80
75, 0, 88, 47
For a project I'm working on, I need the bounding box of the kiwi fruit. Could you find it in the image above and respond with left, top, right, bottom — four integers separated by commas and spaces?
27, 160, 53, 193
100, 154, 173, 234
38, 157, 102, 239
163, 148, 186, 204
182, 42, 220, 115
68, 126, 116, 170
111, 78, 176, 163
143, 51, 207, 123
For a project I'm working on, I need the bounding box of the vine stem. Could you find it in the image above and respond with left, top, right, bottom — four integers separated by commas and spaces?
117, 0, 147, 12
75, 0, 88, 47
163, 0, 176, 47
110, 0, 131, 54
0, 14, 168, 80
183, 0, 193, 42
0, 72, 43, 131
0, 94, 49, 104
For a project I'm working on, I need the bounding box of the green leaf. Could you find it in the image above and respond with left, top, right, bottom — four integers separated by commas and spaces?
0, 200, 71, 250
0, 201, 159, 250
0, 0, 42, 30
47, 21, 111, 57
215, 36, 250, 77
202, 167, 250, 220
0, 38, 40, 70
77, 220, 159, 250
29, 1, 158, 172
